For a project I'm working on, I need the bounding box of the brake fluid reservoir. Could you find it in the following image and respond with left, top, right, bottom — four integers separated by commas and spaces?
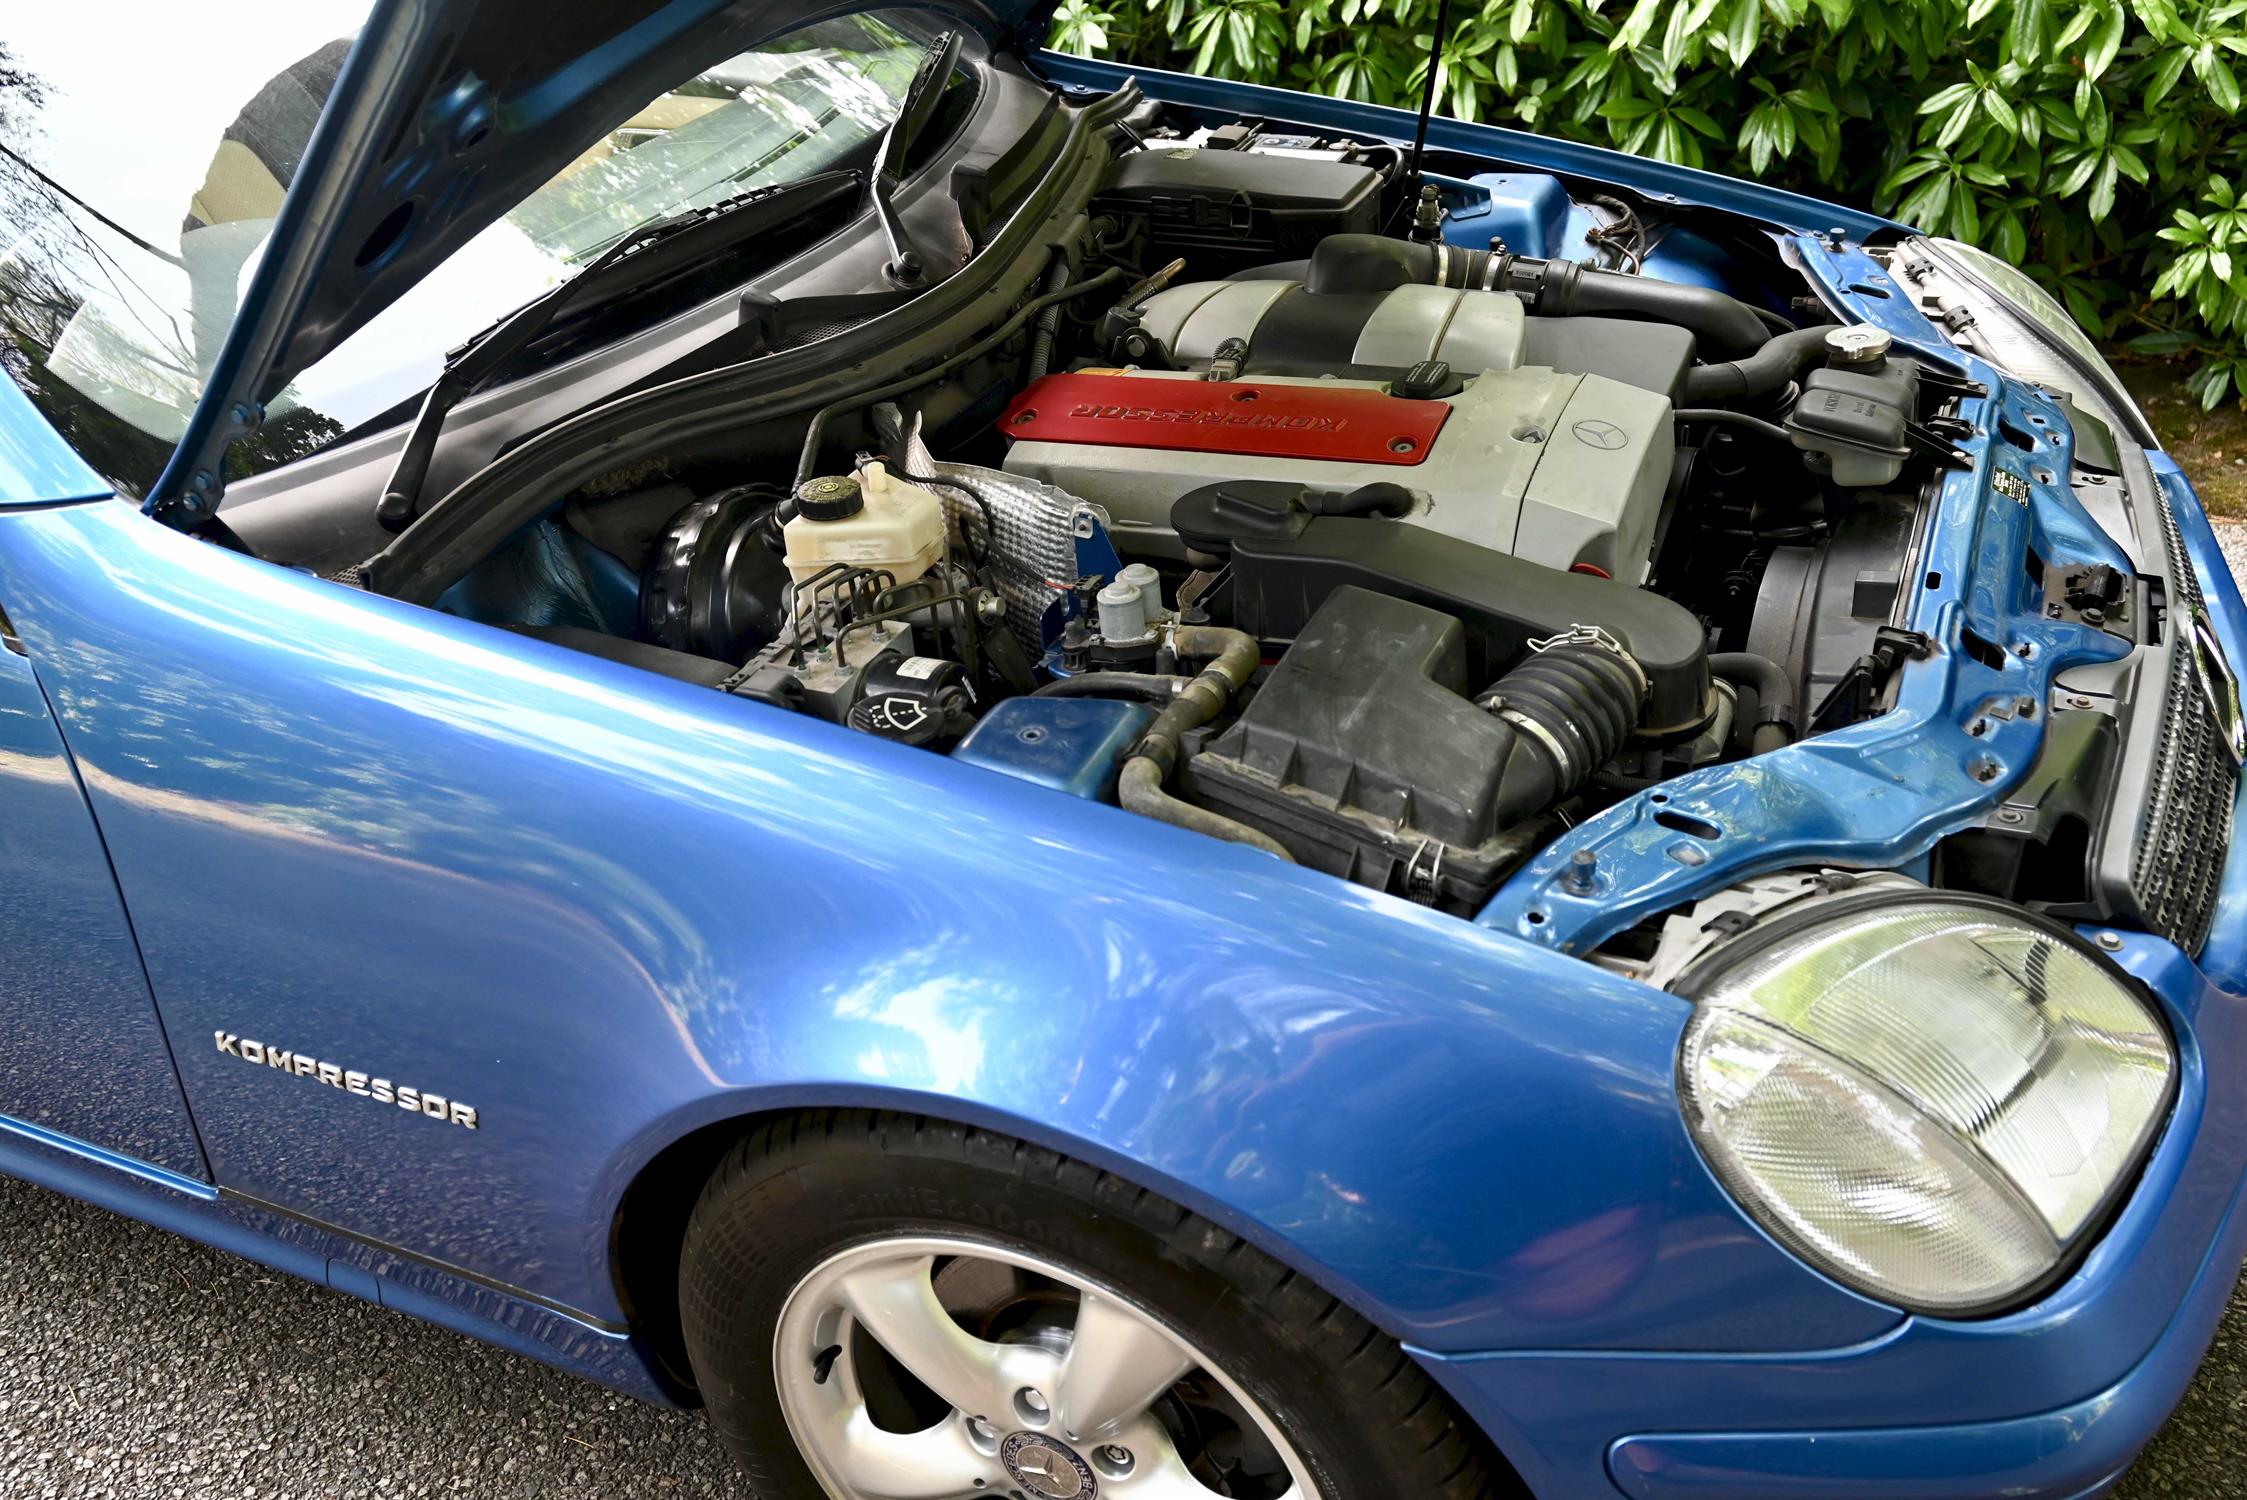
783, 463, 946, 586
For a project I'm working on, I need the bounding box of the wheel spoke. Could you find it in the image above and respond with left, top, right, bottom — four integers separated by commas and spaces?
836, 1255, 1006, 1421
835, 1409, 994, 1500
1053, 1289, 1196, 1440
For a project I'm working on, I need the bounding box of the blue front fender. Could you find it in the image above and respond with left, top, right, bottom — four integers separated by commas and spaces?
0, 497, 1894, 1371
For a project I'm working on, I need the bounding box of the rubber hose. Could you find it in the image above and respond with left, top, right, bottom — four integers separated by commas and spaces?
1117, 628, 1293, 859
1708, 652, 1795, 754
1118, 760, 1292, 858
1671, 408, 1797, 445
1025, 259, 1072, 382
1032, 672, 1189, 703
1525, 259, 1771, 358
1300, 236, 1773, 356
1682, 325, 1838, 403
1480, 641, 1646, 797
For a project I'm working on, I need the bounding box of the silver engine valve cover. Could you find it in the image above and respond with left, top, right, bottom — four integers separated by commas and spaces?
1004, 365, 1674, 583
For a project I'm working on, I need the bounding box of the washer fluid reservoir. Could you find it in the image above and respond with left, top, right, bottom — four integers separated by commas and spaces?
783, 463, 946, 586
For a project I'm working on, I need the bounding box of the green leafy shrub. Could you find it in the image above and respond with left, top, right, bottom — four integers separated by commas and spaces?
1049, 0, 2247, 408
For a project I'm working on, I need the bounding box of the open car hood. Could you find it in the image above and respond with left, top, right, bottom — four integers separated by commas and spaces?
150, 0, 1044, 524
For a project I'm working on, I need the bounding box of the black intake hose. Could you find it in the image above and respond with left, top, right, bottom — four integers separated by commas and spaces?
1682, 325, 1839, 403
1302, 235, 1773, 357
1708, 652, 1796, 755
1476, 638, 1647, 801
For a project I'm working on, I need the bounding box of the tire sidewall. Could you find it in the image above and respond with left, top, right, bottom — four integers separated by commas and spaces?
680, 1122, 1381, 1498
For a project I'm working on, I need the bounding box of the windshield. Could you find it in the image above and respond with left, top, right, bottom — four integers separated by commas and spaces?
0, 8, 925, 497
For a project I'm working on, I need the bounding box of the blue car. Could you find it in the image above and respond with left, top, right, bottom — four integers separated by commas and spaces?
2, 2, 2242, 1496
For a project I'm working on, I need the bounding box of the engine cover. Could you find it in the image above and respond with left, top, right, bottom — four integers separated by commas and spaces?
1001, 368, 1674, 582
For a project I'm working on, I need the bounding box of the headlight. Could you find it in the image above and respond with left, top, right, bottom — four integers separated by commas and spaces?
1904, 237, 2153, 450
1677, 894, 2174, 1315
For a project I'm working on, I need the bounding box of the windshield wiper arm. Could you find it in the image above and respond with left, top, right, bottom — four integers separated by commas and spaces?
374, 170, 861, 533
868, 29, 964, 289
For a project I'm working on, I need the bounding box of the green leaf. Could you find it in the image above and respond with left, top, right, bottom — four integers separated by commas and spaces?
1613, 0, 1666, 52
2051, 150, 2101, 196
2197, 47, 2243, 113
2186, 360, 2234, 410
2085, 2, 2127, 79
2129, 329, 2202, 354
1726, 0, 1762, 65
2132, 0, 2185, 43
2007, 0, 2050, 63
1880, 152, 1947, 195
1985, 90, 2021, 137
2091, 155, 2120, 218
2064, 282, 2109, 336
1918, 81, 1976, 115
1994, 210, 2029, 263
2145, 47, 2191, 107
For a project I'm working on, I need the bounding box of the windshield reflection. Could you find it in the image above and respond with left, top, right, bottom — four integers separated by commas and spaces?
0, 9, 921, 496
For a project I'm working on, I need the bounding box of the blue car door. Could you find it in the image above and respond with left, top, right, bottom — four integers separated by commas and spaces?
0, 387, 208, 1181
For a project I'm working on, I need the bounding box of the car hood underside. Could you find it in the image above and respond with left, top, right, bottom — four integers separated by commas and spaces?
153, 0, 1050, 519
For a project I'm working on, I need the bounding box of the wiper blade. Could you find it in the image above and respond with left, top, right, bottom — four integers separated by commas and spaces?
868, 29, 964, 289
374, 170, 862, 532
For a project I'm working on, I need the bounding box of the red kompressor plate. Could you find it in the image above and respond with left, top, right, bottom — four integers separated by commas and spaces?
999, 373, 1448, 465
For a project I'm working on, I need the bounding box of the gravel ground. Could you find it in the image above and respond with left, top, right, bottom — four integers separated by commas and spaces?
7, 535, 2247, 1499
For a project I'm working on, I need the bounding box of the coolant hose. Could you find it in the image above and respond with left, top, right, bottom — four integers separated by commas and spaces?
1478, 638, 1648, 799
1117, 628, 1293, 860
1682, 325, 1838, 403
1300, 235, 1773, 357
1708, 652, 1795, 754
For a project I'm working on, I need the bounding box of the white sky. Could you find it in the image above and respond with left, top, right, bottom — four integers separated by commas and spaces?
7, 1, 373, 250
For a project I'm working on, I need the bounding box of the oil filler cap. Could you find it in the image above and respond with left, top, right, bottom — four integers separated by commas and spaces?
794, 474, 864, 521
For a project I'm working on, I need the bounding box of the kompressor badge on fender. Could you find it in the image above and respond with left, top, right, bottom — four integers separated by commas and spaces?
215, 1032, 479, 1129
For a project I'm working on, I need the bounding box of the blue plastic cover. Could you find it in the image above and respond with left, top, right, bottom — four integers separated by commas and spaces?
952, 697, 1153, 801
1443, 172, 1572, 259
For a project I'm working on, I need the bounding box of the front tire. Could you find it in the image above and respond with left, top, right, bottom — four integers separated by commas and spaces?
678, 1110, 1508, 1499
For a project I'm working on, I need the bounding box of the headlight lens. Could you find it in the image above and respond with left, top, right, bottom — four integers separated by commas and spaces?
1915, 237, 2150, 445
1679, 897, 2174, 1314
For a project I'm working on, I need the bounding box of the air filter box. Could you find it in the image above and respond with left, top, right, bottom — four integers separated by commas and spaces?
1179, 587, 1555, 910
1095, 147, 1381, 260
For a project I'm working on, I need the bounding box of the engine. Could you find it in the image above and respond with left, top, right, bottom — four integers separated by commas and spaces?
426, 123, 1959, 918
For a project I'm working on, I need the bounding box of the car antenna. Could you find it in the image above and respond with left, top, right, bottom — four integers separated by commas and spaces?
1402, 0, 1458, 229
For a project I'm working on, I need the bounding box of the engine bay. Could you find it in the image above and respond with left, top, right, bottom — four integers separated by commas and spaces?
290, 100, 2034, 921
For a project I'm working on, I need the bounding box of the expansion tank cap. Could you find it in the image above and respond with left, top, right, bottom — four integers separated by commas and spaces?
1825, 324, 1894, 366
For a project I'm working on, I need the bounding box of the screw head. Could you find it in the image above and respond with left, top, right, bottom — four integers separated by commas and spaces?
2096, 931, 2124, 952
